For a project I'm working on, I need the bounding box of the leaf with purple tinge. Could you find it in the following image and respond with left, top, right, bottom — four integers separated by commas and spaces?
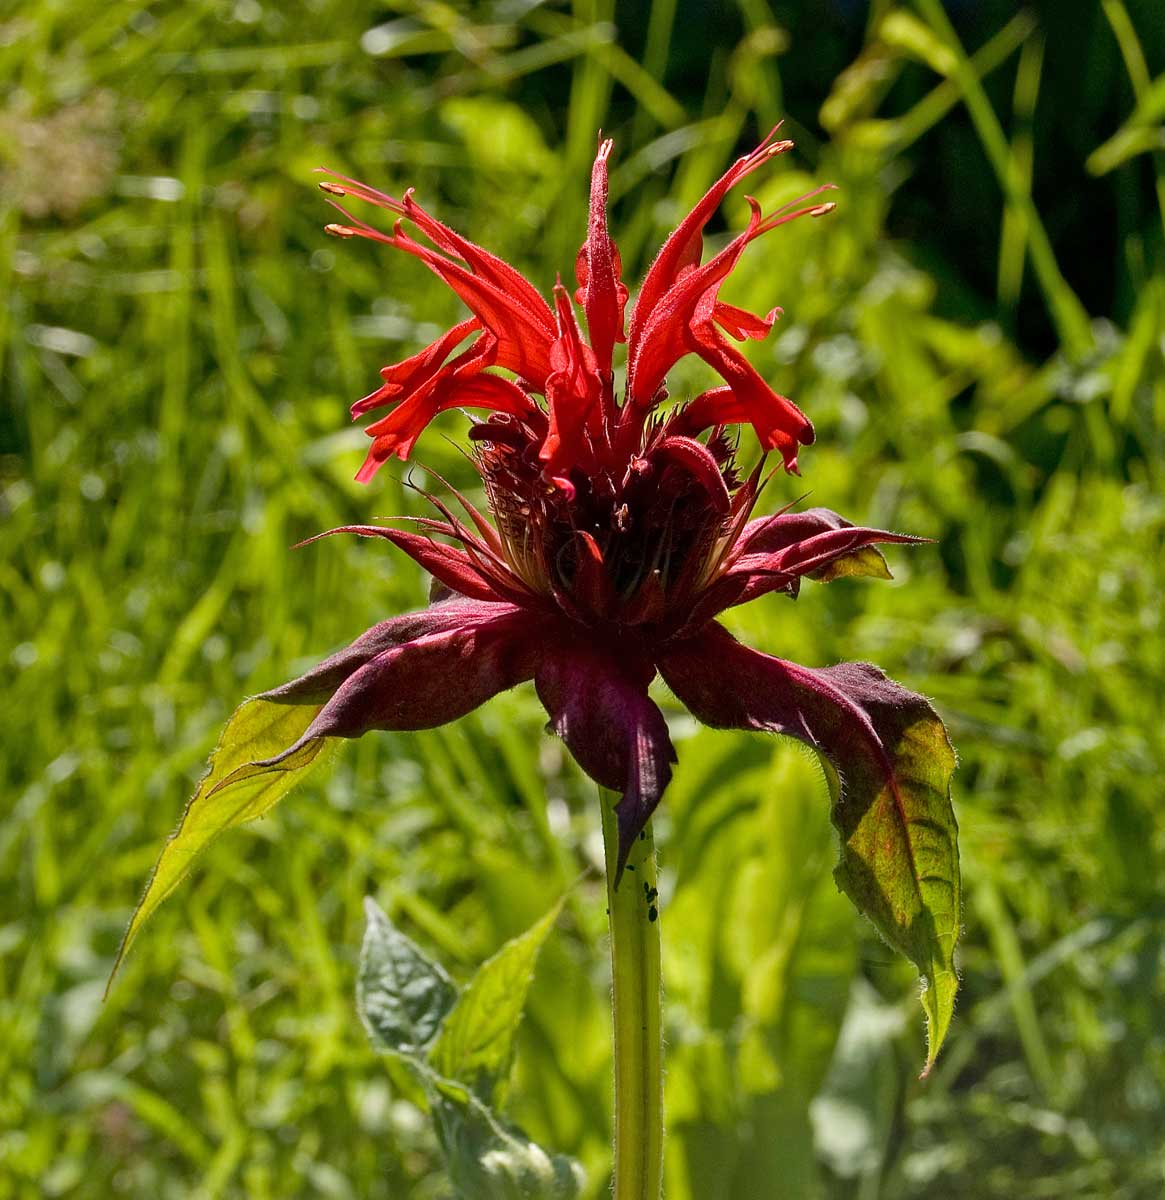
659, 623, 960, 1070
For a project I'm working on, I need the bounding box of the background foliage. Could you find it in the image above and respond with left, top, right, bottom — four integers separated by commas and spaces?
3, 0, 1164, 1196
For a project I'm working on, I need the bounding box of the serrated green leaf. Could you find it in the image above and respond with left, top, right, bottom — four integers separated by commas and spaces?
433, 1086, 584, 1200
429, 898, 563, 1106
111, 698, 328, 983
358, 898, 458, 1057
827, 706, 960, 1073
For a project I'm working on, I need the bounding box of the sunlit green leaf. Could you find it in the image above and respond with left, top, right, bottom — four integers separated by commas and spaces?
111, 699, 328, 982
810, 546, 892, 583
429, 898, 564, 1106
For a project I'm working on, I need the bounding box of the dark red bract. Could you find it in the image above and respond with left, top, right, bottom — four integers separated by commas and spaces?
262, 132, 938, 879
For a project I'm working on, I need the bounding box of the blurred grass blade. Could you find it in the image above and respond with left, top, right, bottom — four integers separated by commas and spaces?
914, 0, 1093, 356
1097, 0, 1165, 237
109, 699, 329, 986
1087, 123, 1165, 176
823, 9, 1036, 147
997, 32, 1044, 311
880, 9, 957, 75
972, 875, 1058, 1101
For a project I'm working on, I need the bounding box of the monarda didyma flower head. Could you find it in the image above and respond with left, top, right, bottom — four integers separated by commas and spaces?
123, 130, 959, 1066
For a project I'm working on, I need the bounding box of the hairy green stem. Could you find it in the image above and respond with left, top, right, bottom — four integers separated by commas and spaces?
599, 788, 664, 1200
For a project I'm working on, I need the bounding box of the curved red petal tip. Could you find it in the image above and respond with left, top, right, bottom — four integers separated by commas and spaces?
355, 450, 385, 483
550, 475, 576, 500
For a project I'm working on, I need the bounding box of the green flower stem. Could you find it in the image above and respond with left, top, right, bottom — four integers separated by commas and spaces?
599, 788, 664, 1200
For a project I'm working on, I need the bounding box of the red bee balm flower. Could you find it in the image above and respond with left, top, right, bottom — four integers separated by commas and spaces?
121, 132, 959, 1066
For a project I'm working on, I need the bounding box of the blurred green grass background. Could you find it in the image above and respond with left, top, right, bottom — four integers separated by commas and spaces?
3, 0, 1164, 1196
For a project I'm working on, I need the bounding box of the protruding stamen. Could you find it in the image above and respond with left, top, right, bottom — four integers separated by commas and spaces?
325, 223, 357, 238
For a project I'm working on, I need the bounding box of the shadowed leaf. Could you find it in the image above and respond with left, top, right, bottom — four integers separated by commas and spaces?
433, 1083, 584, 1200
358, 898, 458, 1056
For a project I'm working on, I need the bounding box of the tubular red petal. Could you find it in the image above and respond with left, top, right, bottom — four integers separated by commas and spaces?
357, 366, 535, 481
294, 524, 518, 603
540, 284, 605, 474
386, 225, 554, 386
319, 170, 555, 337
623, 160, 834, 466
350, 319, 480, 417
651, 435, 731, 514
627, 199, 769, 405
628, 128, 793, 367
667, 386, 741, 434
576, 137, 625, 373
713, 301, 781, 341
396, 189, 556, 336
536, 640, 676, 883
688, 330, 814, 470
665, 354, 812, 475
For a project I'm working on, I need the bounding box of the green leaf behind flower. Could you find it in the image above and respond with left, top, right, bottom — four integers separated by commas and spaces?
429, 898, 564, 1106
357, 896, 581, 1199
110, 698, 327, 985
433, 1085, 584, 1200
